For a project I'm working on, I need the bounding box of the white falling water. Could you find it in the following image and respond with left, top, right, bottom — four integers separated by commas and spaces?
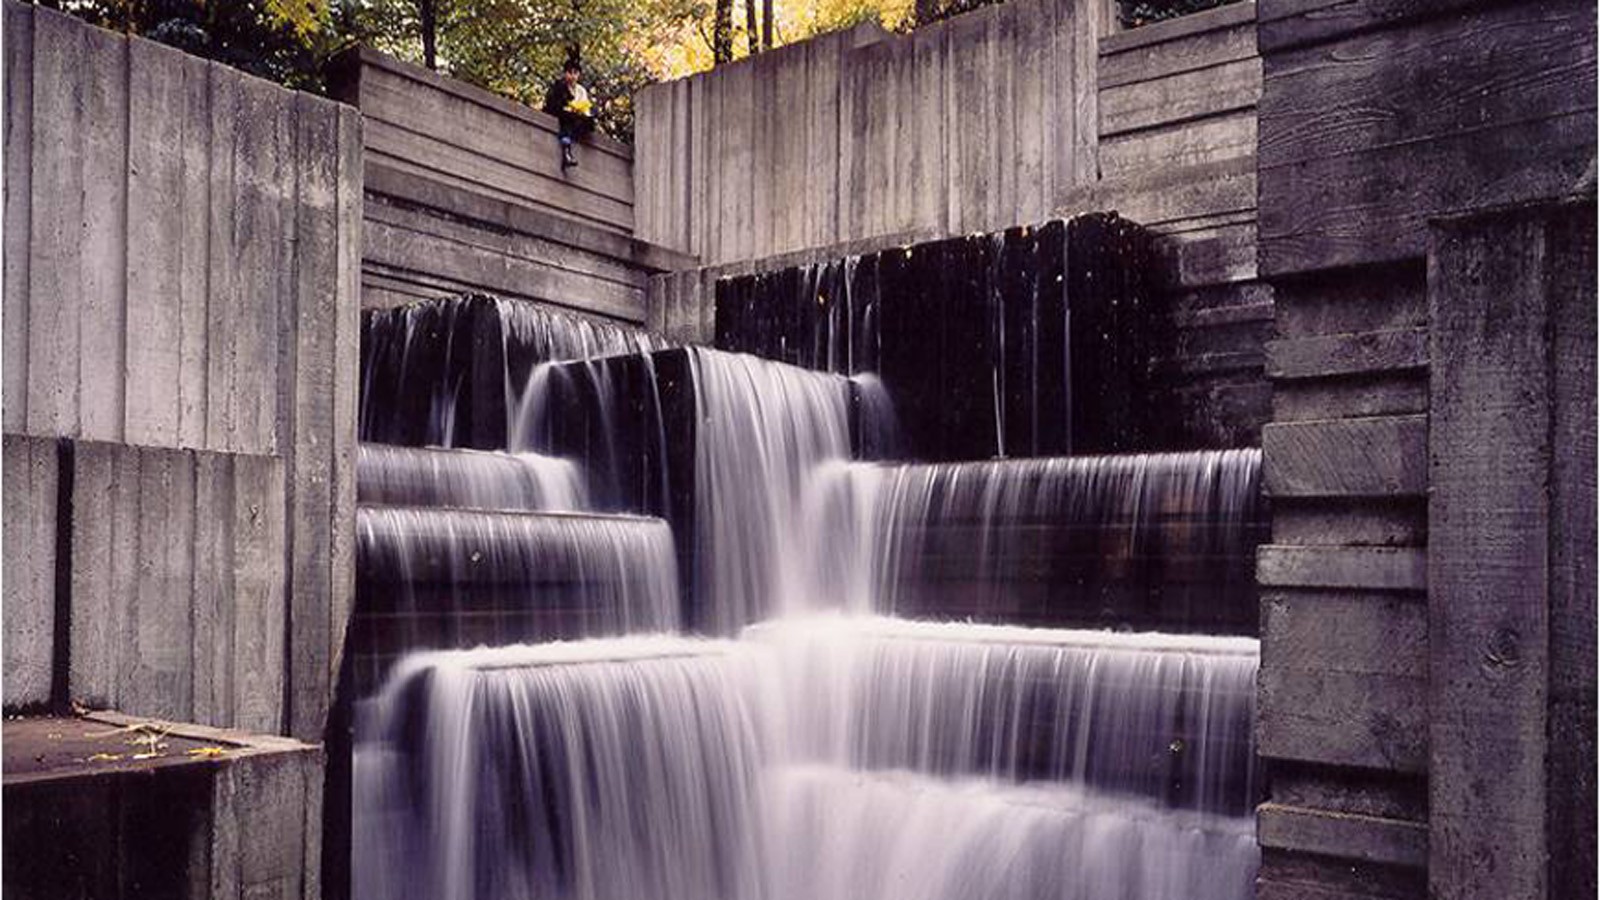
355, 506, 683, 640
357, 443, 588, 512
809, 449, 1263, 617
354, 638, 767, 900
746, 615, 1259, 816
688, 349, 857, 631
352, 298, 1265, 900
356, 621, 1260, 900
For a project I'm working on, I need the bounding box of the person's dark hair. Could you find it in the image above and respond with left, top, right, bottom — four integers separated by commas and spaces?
564, 57, 582, 75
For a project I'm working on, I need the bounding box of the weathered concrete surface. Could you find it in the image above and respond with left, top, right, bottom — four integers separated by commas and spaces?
1, 2, 360, 741
2, 435, 58, 709
1253, 0, 1596, 894
634, 1, 1112, 265
1428, 201, 1596, 900
67, 442, 289, 733
330, 47, 635, 234
3, 711, 322, 900
359, 162, 694, 321
1257, 0, 1596, 275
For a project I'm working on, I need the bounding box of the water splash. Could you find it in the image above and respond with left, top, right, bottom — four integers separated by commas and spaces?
355, 620, 1261, 900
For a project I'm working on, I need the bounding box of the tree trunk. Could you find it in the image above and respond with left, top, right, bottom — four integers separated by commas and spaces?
745, 0, 760, 54
713, 0, 734, 62
420, 0, 438, 70
762, 0, 773, 49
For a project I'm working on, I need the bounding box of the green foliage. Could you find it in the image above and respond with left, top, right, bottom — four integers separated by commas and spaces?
49, 0, 342, 90
337, 0, 679, 142
1118, 0, 1239, 29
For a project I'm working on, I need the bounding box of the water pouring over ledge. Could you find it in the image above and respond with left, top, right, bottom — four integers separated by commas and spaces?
348, 281, 1265, 900
356, 621, 1260, 900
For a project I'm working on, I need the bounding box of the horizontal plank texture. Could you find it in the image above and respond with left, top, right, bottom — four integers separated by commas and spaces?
334, 47, 634, 235
2, 4, 359, 740
1258, 0, 1596, 275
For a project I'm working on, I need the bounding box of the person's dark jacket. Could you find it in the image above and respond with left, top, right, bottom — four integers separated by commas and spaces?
542, 79, 594, 140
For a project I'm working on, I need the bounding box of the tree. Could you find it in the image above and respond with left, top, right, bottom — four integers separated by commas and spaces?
713, 0, 733, 60
45, 0, 342, 90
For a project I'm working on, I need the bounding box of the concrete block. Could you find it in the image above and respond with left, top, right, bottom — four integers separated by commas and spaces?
1263, 416, 1427, 498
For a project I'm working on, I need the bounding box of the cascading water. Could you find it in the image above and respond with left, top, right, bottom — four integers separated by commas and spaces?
357, 443, 588, 512
811, 449, 1265, 629
355, 638, 766, 900
687, 348, 857, 630
352, 271, 1263, 900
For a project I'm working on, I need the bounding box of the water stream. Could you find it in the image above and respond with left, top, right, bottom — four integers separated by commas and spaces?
350, 296, 1263, 900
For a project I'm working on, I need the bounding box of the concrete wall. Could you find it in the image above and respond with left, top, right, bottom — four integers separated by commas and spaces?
638, 2, 1268, 446
330, 49, 694, 323
635, 5, 1106, 265
1252, 1, 1595, 897
1, 2, 361, 742
634, 1, 1257, 268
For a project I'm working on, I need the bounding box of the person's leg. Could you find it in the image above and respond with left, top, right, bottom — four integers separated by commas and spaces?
559, 131, 576, 168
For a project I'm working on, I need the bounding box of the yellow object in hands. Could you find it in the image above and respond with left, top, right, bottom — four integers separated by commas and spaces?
566, 97, 592, 116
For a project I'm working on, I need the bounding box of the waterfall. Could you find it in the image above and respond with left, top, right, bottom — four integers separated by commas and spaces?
747, 616, 1258, 816
810, 449, 1264, 629
355, 638, 767, 900
351, 507, 682, 694
351, 276, 1264, 900
687, 348, 857, 631
359, 296, 667, 448
357, 443, 588, 512
356, 619, 1260, 900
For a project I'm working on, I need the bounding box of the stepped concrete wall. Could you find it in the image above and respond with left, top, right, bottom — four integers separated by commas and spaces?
330, 48, 695, 323
643, 1, 1268, 447
1252, 1, 1595, 897
1, 1, 360, 743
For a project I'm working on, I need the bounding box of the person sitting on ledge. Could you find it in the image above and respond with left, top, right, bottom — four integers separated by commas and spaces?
542, 56, 594, 170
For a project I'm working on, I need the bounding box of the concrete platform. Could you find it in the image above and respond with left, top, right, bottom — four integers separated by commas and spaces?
4, 711, 322, 900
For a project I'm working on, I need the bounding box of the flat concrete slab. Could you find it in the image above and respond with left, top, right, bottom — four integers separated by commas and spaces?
3, 711, 309, 785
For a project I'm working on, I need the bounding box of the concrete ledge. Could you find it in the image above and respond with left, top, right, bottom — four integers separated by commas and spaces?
1258, 545, 1427, 591
335, 45, 632, 160
1267, 328, 1428, 379
366, 161, 695, 274
1258, 803, 1429, 868
1103, 1, 1258, 57
3, 711, 322, 900
1263, 415, 1427, 498
1259, 667, 1428, 772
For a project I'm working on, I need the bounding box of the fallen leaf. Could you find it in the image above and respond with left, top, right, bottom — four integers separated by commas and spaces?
186, 746, 228, 758
87, 752, 123, 762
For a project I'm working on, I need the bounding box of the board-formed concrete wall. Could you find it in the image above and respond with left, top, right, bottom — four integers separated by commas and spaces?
641, 2, 1268, 447
329, 48, 695, 323
1, 2, 361, 742
634, 1, 1258, 269
1252, 1, 1595, 897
